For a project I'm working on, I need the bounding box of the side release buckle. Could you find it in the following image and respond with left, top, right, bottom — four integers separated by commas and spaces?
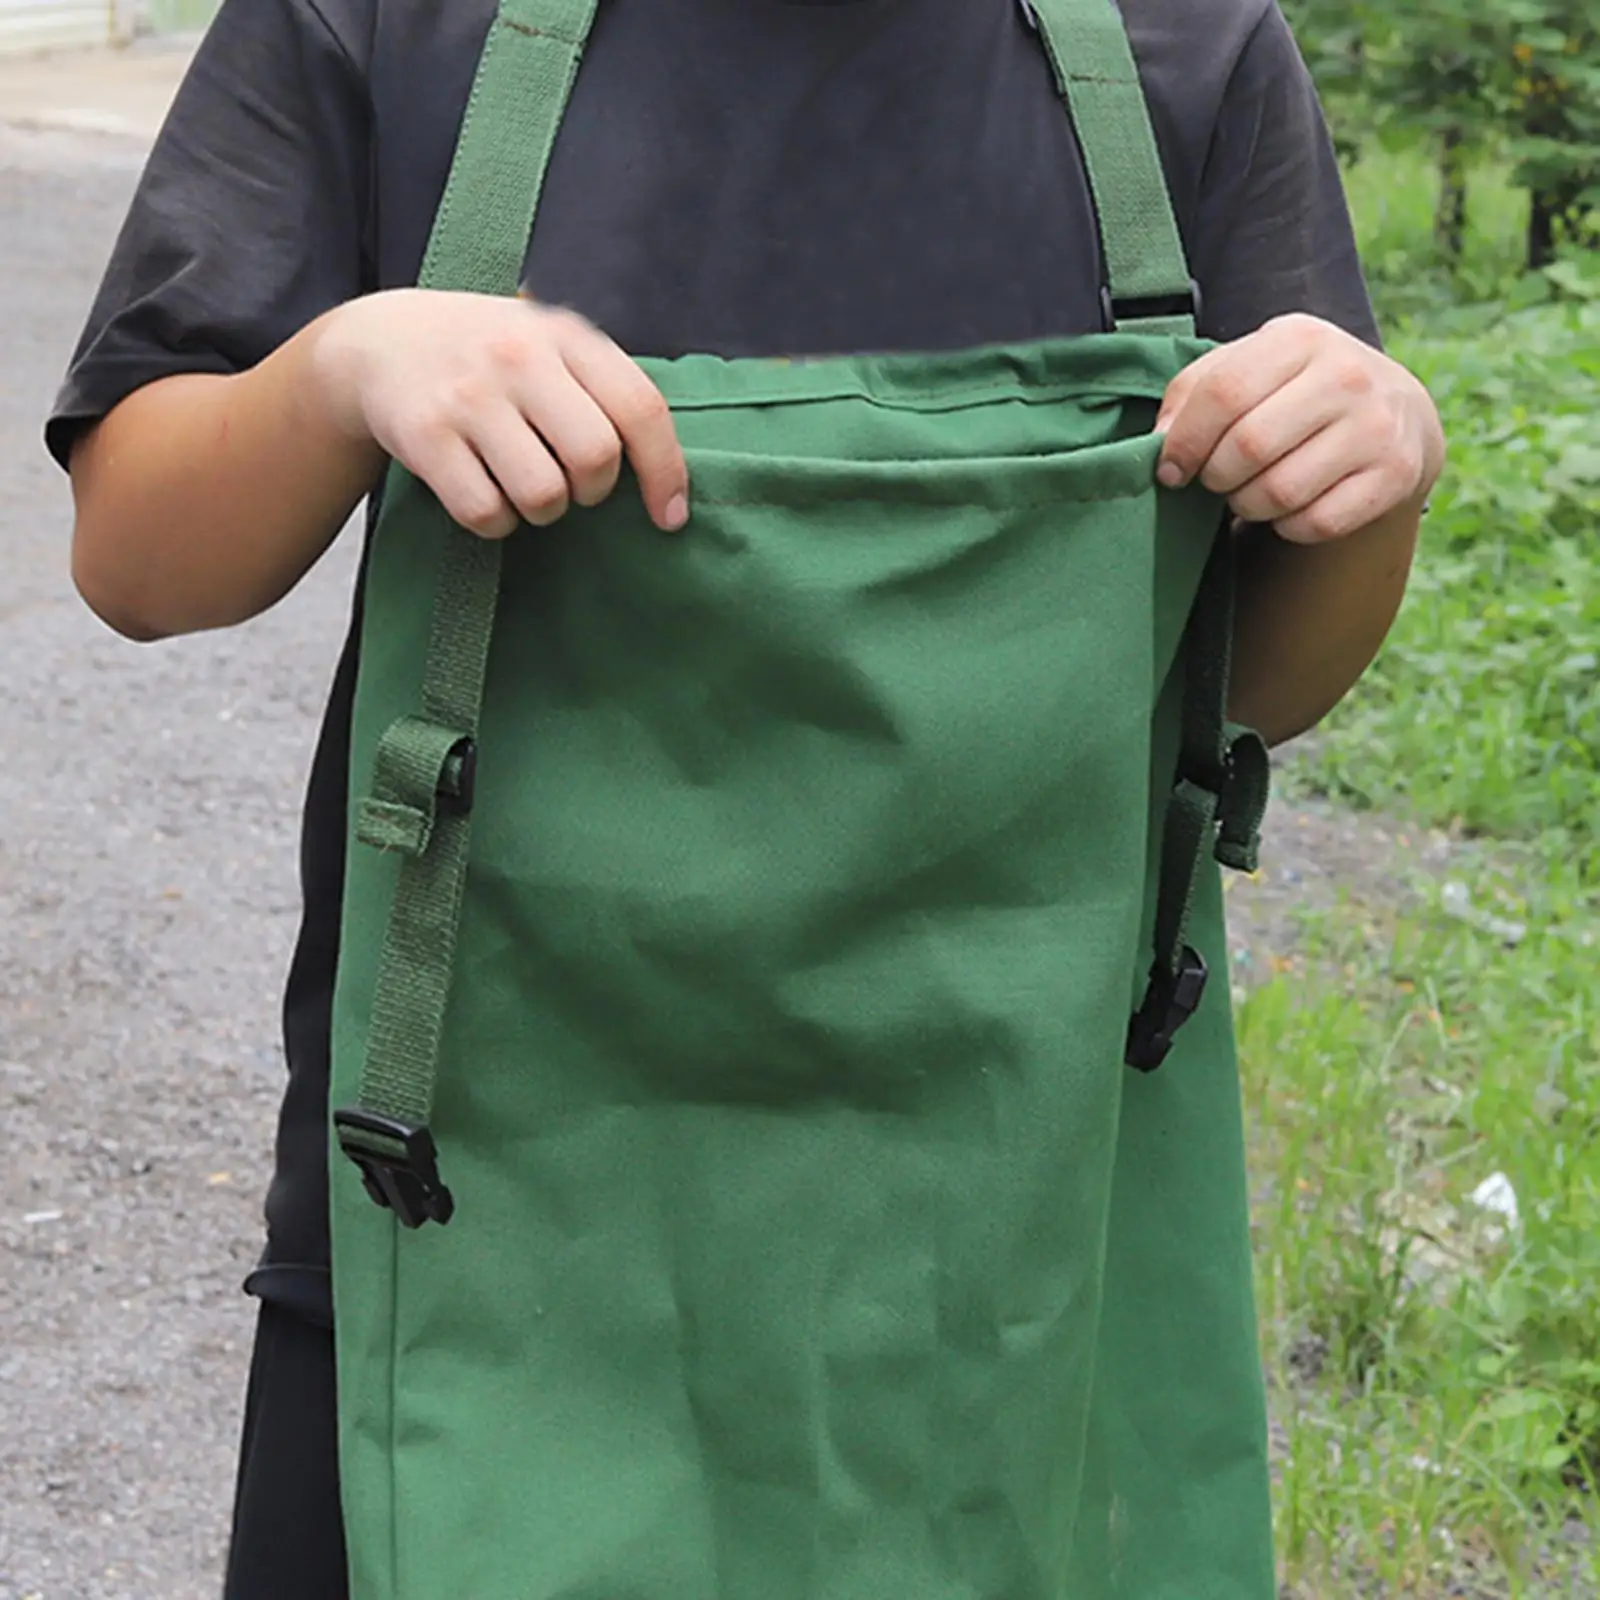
1125, 945, 1209, 1073
333, 1108, 456, 1229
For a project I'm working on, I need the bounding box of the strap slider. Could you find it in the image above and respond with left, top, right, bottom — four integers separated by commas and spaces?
355, 722, 478, 857
1125, 945, 1209, 1073
334, 1108, 456, 1229
1100, 279, 1203, 334
438, 737, 478, 816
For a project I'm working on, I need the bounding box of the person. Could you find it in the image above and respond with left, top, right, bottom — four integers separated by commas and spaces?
50, 0, 1445, 1594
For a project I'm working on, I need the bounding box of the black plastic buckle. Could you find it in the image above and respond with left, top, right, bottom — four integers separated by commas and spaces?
438, 737, 477, 817
333, 1108, 456, 1229
1125, 945, 1209, 1073
1100, 279, 1204, 333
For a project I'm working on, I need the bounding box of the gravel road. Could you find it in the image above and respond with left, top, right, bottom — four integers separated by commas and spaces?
0, 122, 358, 1600
0, 113, 1476, 1600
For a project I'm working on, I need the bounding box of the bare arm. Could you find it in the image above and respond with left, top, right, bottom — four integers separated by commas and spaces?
1228, 500, 1420, 746
69, 290, 690, 644
69, 318, 381, 642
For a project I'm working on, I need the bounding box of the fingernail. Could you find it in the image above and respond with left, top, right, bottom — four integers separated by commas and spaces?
663, 493, 689, 531
1157, 460, 1186, 489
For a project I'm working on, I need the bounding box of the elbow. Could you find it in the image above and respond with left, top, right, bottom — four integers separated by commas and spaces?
69, 522, 173, 644
1230, 669, 1370, 752
67, 430, 177, 642
73, 588, 172, 645
1260, 709, 1331, 751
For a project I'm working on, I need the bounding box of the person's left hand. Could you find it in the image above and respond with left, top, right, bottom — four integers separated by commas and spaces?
1153, 313, 1446, 545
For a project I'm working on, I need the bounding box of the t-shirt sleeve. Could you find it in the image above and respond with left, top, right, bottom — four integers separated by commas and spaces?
45, 0, 373, 470
1187, 4, 1380, 349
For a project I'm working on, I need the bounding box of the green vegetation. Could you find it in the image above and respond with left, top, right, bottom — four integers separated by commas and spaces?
1284, 1, 1600, 271
1246, 873, 1599, 1594
141, 0, 219, 35
1246, 10, 1600, 1594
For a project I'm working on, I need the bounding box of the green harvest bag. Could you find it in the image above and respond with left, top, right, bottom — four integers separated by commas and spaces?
327, 0, 1278, 1595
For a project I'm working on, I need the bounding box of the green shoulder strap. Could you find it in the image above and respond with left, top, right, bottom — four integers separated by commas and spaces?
1024, 0, 1197, 336
335, 0, 1265, 1228
332, 0, 600, 1228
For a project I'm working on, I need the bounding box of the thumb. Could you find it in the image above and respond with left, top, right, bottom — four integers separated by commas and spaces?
1153, 375, 1190, 440
1154, 343, 1222, 439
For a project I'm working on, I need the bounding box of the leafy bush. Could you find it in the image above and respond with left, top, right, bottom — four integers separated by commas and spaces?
1309, 292, 1600, 880
1282, 0, 1600, 268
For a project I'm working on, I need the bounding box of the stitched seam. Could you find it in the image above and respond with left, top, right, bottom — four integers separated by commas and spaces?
504, 19, 582, 42
692, 487, 1158, 510
667, 379, 1171, 415
296, 0, 364, 77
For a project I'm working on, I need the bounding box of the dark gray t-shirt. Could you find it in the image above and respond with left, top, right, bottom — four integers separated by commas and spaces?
51, 0, 1377, 1322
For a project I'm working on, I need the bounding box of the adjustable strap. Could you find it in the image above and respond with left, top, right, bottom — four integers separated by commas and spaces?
334, 0, 601, 1229
1023, 0, 1268, 1065
1024, 0, 1199, 337
1125, 527, 1271, 1073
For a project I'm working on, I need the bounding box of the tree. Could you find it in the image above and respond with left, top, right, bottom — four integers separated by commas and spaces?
1283, 0, 1600, 271
1497, 8, 1600, 268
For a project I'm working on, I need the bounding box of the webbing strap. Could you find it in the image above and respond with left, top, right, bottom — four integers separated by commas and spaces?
1125, 528, 1271, 1073
336, 0, 600, 1227
1024, 0, 1197, 336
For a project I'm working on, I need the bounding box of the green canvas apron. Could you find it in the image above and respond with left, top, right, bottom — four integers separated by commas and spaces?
328, 0, 1278, 1593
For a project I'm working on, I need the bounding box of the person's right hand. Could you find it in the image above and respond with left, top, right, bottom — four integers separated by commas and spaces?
311, 288, 689, 537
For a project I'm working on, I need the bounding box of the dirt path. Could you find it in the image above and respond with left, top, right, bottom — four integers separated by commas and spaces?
1224, 774, 1472, 985
0, 121, 358, 1600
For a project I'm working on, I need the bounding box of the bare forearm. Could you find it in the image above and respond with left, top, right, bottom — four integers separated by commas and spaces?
1228, 498, 1421, 747
69, 313, 383, 642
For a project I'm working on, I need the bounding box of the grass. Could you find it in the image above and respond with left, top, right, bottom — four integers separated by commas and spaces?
1313, 295, 1600, 881
1343, 142, 1534, 322
1244, 873, 1600, 1594
1241, 134, 1600, 1594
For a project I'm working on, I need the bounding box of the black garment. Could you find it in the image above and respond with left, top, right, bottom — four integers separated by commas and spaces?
50, 0, 1376, 1589
224, 1302, 346, 1598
